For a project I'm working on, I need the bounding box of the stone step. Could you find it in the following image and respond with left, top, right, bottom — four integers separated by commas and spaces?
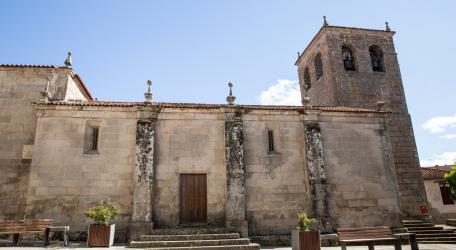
143, 243, 261, 250
447, 219, 456, 227
406, 226, 444, 231
410, 229, 455, 234
416, 233, 456, 238
149, 228, 231, 235
140, 233, 240, 241
130, 238, 251, 248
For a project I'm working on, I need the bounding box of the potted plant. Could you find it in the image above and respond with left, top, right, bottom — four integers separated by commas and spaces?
292, 212, 320, 250
84, 201, 120, 247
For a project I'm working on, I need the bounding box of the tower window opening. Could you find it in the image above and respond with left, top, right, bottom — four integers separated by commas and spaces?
314, 53, 323, 80
342, 45, 356, 71
369, 45, 384, 72
304, 68, 311, 90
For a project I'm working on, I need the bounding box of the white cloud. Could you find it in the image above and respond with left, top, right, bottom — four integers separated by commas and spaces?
422, 114, 456, 133
258, 79, 301, 106
440, 134, 456, 139
421, 151, 456, 166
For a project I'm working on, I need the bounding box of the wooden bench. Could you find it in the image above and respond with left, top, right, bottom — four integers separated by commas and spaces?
337, 226, 402, 250
0, 219, 69, 246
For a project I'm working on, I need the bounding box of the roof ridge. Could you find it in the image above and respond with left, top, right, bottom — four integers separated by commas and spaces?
0, 64, 59, 68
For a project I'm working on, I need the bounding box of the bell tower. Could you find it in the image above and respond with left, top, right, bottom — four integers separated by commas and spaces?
295, 19, 429, 219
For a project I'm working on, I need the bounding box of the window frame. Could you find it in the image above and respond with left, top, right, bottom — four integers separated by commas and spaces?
369, 45, 385, 72
303, 67, 312, 90
83, 122, 100, 154
341, 45, 356, 71
267, 130, 275, 153
314, 53, 323, 80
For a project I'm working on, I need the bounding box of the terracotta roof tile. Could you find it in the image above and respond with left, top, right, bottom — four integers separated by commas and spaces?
421, 166, 455, 180
35, 100, 385, 113
0, 64, 58, 68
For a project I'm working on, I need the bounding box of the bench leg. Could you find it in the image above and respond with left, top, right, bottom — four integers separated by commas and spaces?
410, 234, 419, 250
340, 242, 347, 250
44, 228, 51, 246
63, 227, 69, 247
394, 239, 402, 250
12, 234, 19, 246
368, 241, 374, 250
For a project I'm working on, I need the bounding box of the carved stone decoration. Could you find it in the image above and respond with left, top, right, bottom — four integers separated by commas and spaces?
304, 122, 332, 233
64, 52, 72, 68
144, 80, 153, 103
130, 119, 156, 240
40, 76, 52, 102
224, 108, 248, 237
226, 82, 236, 105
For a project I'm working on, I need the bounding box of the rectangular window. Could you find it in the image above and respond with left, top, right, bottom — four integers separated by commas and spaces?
440, 184, 454, 205
268, 130, 274, 152
84, 124, 99, 154
91, 127, 99, 151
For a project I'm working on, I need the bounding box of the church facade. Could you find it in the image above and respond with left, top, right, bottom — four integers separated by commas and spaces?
0, 22, 428, 242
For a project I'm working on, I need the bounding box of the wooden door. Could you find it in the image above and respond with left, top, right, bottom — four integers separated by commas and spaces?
180, 174, 207, 224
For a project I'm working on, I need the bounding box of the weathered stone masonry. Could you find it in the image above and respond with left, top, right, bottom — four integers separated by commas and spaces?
304, 122, 331, 233
131, 117, 156, 240
224, 108, 248, 237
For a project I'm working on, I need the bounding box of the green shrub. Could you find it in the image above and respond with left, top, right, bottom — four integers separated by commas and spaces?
297, 212, 316, 231
84, 201, 120, 225
444, 165, 456, 200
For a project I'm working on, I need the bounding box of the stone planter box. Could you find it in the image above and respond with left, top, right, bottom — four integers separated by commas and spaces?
292, 230, 320, 250
87, 224, 115, 247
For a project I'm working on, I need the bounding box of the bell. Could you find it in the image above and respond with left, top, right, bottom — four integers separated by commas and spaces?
344, 59, 354, 70
372, 57, 381, 69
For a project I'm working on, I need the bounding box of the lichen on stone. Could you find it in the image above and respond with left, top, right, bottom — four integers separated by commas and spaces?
136, 120, 155, 183
304, 122, 332, 233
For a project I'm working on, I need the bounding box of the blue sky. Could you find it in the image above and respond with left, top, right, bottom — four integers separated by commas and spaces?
1, 0, 455, 165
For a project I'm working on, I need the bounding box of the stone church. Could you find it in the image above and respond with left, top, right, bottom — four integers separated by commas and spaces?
0, 21, 428, 242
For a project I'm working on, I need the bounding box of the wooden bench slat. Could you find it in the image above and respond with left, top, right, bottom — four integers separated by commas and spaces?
341, 238, 397, 243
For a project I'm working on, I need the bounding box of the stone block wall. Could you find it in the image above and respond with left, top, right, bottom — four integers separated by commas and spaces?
424, 180, 456, 224
317, 113, 402, 228
242, 111, 310, 236
26, 107, 137, 233
153, 109, 227, 227
0, 66, 84, 220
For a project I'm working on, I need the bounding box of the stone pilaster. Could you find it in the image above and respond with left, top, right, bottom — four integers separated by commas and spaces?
224, 109, 248, 237
304, 122, 332, 233
130, 119, 156, 240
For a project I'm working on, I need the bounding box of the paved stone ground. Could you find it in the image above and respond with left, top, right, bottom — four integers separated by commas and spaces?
0, 241, 455, 250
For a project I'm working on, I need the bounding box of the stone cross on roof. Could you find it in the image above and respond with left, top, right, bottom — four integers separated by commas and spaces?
144, 80, 153, 103
226, 82, 236, 105
323, 16, 329, 27
385, 22, 391, 32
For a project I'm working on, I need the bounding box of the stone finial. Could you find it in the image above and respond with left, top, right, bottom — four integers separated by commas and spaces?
385, 22, 391, 32
226, 82, 236, 105
144, 80, 153, 103
323, 16, 329, 27
377, 100, 385, 111
64, 52, 72, 68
